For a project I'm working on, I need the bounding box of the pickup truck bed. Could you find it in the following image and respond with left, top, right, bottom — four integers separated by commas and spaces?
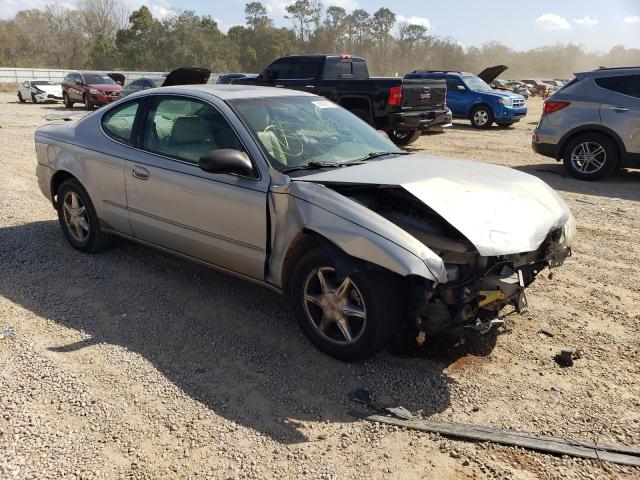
233, 54, 449, 145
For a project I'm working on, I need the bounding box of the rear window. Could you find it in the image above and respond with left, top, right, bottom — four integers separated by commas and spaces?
323, 57, 368, 79
594, 75, 630, 94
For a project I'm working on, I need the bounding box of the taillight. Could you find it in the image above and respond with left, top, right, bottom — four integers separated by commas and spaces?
543, 100, 570, 114
389, 86, 403, 106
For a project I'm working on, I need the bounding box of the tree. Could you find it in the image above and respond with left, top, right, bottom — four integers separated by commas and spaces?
115, 6, 163, 70
245, 2, 271, 30
285, 0, 321, 41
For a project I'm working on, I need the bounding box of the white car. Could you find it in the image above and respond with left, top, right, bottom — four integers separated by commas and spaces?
17, 80, 63, 103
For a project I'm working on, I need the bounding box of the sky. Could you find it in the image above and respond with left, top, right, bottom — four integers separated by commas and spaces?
1, 0, 639, 52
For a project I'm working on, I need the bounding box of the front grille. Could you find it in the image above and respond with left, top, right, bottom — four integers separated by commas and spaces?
513, 99, 525, 107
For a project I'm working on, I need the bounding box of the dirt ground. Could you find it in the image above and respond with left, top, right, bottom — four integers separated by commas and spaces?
0, 92, 638, 480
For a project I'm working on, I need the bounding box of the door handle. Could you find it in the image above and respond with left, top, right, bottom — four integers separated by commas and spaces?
305, 85, 315, 89
608, 106, 629, 112
131, 166, 149, 180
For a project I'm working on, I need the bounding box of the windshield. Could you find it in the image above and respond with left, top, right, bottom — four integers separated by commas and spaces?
82, 74, 115, 85
32, 80, 53, 86
230, 96, 402, 172
462, 75, 493, 92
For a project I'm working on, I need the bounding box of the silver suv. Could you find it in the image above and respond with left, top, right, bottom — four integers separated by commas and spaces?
532, 67, 640, 180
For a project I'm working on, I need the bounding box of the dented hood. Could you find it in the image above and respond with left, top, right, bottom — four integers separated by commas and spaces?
296, 155, 570, 256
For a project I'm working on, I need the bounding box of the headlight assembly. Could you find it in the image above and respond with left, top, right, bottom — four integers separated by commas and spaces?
498, 97, 513, 106
89, 88, 100, 95
560, 213, 576, 247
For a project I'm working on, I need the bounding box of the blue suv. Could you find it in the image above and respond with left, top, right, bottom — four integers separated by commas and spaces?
405, 70, 528, 129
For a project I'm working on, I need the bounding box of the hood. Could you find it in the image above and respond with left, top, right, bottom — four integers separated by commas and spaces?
35, 84, 62, 94
486, 90, 524, 101
162, 67, 211, 87
478, 64, 508, 84
107, 73, 125, 85
88, 83, 122, 91
296, 155, 570, 256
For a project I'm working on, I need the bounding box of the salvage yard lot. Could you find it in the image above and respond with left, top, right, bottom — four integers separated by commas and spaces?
0, 92, 638, 479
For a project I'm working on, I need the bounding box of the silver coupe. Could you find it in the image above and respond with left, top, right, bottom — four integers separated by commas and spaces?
35, 85, 575, 361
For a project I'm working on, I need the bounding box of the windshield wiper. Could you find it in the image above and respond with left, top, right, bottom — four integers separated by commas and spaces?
348, 151, 410, 163
281, 161, 346, 174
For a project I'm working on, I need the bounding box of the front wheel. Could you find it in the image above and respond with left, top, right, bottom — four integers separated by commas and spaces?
290, 249, 401, 361
83, 95, 93, 110
562, 133, 618, 181
31, 93, 38, 104
56, 179, 113, 253
388, 129, 421, 146
63, 92, 73, 108
470, 106, 494, 129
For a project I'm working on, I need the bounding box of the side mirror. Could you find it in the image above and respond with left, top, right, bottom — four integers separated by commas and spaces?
457, 85, 466, 92
262, 68, 277, 82
199, 149, 254, 176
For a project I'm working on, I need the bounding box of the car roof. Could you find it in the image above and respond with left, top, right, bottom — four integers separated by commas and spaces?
580, 66, 640, 76
154, 84, 318, 100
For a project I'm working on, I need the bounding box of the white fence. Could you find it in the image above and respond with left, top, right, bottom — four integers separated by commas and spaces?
0, 68, 221, 84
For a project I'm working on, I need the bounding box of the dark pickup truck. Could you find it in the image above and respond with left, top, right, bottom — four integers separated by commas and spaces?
232, 54, 449, 145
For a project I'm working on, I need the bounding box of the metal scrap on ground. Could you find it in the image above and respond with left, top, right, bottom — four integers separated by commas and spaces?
350, 390, 640, 467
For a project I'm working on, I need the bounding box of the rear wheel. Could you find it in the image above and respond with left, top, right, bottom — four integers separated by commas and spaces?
290, 249, 401, 361
388, 129, 421, 146
470, 105, 494, 129
63, 92, 73, 108
56, 179, 113, 253
17, 92, 26, 103
562, 133, 618, 181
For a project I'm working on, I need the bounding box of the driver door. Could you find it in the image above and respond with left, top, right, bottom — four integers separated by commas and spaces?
125, 95, 268, 280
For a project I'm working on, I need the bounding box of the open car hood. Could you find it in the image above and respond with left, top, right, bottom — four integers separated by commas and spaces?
297, 155, 570, 256
107, 73, 125, 85
478, 65, 508, 84
162, 67, 211, 87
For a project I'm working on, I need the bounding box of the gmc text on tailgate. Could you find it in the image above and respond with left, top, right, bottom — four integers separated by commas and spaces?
232, 54, 449, 146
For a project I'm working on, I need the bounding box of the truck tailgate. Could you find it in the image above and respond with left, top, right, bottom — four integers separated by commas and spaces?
401, 79, 446, 110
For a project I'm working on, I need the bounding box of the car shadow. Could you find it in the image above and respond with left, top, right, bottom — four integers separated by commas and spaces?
447, 121, 515, 131
0, 221, 499, 444
513, 162, 640, 202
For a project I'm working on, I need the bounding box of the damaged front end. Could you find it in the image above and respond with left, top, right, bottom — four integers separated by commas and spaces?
330, 184, 573, 338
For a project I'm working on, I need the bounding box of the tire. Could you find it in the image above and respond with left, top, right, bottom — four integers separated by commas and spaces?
290, 249, 401, 362
83, 95, 93, 110
56, 179, 113, 253
63, 92, 73, 108
388, 129, 421, 146
496, 122, 513, 128
562, 133, 619, 181
17, 92, 26, 103
31, 93, 38, 104
470, 105, 494, 129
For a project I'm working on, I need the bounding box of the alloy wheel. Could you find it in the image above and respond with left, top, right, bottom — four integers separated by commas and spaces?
473, 109, 489, 126
302, 267, 367, 346
570, 142, 606, 174
62, 191, 89, 242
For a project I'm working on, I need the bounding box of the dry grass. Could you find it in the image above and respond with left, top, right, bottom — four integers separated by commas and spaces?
0, 83, 18, 93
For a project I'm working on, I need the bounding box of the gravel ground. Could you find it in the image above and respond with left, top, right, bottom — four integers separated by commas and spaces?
0, 93, 639, 480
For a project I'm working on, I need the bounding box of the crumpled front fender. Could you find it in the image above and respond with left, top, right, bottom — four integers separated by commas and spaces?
267, 179, 447, 288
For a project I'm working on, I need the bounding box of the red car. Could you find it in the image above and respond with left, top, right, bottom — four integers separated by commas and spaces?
61, 72, 123, 109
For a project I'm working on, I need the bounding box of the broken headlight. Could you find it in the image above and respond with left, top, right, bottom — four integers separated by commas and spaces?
559, 213, 576, 247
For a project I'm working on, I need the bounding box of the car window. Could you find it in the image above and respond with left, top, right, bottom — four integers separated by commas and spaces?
128, 79, 143, 90
142, 96, 244, 164
101, 101, 140, 145
82, 74, 115, 85
624, 75, 640, 99
73, 74, 82, 83
269, 57, 320, 80
446, 77, 464, 90
594, 75, 630, 94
